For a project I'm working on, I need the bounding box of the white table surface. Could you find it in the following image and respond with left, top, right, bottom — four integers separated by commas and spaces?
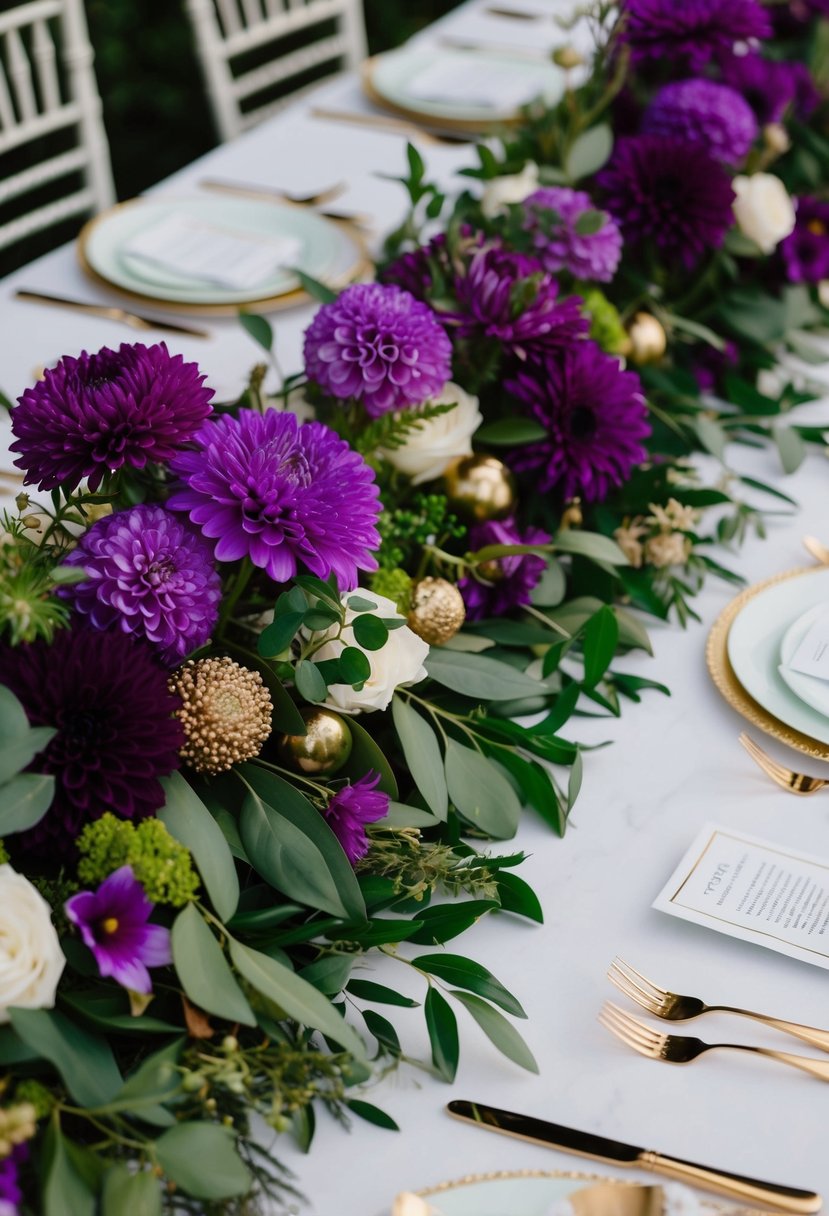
2, 4, 829, 1213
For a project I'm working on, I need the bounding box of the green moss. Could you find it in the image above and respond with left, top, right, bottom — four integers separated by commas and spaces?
76, 814, 200, 907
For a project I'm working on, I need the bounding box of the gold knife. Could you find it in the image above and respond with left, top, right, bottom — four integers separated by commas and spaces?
447, 1101, 821, 1213
15, 290, 210, 339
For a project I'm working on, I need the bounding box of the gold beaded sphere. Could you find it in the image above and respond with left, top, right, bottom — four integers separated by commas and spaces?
625, 312, 667, 365
171, 657, 273, 775
443, 454, 517, 522
407, 578, 466, 646
280, 708, 353, 776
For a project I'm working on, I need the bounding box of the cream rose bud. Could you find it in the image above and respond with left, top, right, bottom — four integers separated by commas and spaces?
732, 173, 796, 253
480, 162, 540, 218
0, 866, 65, 1023
311, 590, 429, 714
380, 383, 483, 485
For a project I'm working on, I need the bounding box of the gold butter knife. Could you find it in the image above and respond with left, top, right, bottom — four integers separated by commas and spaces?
15, 290, 210, 339
309, 107, 470, 147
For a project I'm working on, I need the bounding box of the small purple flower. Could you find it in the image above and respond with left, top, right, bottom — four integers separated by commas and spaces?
691, 338, 739, 393
324, 772, 388, 864
0, 1146, 25, 1215
643, 79, 757, 165
780, 198, 829, 282
620, 0, 772, 70
598, 135, 735, 270
379, 233, 451, 303
65, 866, 171, 995
169, 409, 380, 590
62, 505, 221, 665
522, 188, 623, 282
10, 343, 213, 493
460, 518, 551, 620
506, 342, 650, 502
303, 283, 452, 417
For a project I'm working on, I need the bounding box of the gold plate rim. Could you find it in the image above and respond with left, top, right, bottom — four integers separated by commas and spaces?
706, 565, 829, 761
360, 54, 522, 134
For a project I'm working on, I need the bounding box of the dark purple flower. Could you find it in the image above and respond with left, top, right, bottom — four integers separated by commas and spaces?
460, 518, 551, 620
643, 79, 757, 164
323, 772, 388, 864
720, 52, 819, 124
780, 197, 829, 282
620, 0, 771, 70
0, 624, 182, 853
65, 865, 171, 994
598, 135, 735, 270
303, 283, 452, 417
506, 342, 650, 502
379, 233, 451, 302
691, 338, 739, 393
62, 505, 221, 665
168, 409, 380, 590
0, 1146, 26, 1213
522, 188, 623, 282
10, 343, 213, 493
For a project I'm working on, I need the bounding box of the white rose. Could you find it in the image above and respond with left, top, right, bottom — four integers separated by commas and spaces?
732, 173, 796, 253
0, 866, 65, 1023
310, 590, 429, 713
379, 382, 483, 485
480, 162, 540, 218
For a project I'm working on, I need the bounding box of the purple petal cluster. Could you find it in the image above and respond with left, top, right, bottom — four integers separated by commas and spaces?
598, 135, 735, 270
620, 0, 771, 70
690, 338, 739, 394
522, 188, 623, 282
0, 1146, 25, 1213
506, 341, 650, 502
66, 865, 171, 995
460, 518, 551, 620
379, 233, 451, 302
720, 52, 819, 124
169, 409, 380, 590
10, 343, 213, 493
0, 624, 182, 854
303, 283, 452, 417
780, 198, 829, 282
324, 771, 389, 864
643, 79, 757, 164
62, 505, 220, 665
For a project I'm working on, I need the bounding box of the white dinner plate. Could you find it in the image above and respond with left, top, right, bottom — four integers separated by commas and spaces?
778, 602, 829, 718
392, 1172, 626, 1216
727, 567, 829, 745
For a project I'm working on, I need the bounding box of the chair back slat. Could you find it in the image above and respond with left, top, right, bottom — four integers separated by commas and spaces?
32, 19, 61, 110
0, 57, 16, 128
215, 0, 242, 36
0, 185, 94, 252
6, 28, 38, 121
233, 32, 348, 101
239, 0, 264, 27
0, 145, 87, 205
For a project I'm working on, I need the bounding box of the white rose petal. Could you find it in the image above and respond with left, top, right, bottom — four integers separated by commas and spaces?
480, 162, 540, 218
380, 382, 483, 485
309, 590, 429, 714
0, 865, 65, 1023
732, 173, 796, 254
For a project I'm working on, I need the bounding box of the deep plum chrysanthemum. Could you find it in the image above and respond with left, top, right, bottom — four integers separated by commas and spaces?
690, 338, 739, 394
780, 197, 829, 282
598, 135, 735, 269
506, 342, 650, 502
303, 283, 452, 417
460, 518, 551, 621
620, 0, 771, 70
168, 409, 381, 590
10, 343, 213, 493
324, 771, 389, 864
522, 188, 623, 282
61, 505, 221, 665
720, 52, 816, 125
0, 625, 182, 854
379, 233, 451, 303
643, 79, 757, 164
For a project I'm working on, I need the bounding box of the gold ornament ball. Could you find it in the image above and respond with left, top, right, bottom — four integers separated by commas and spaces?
560, 497, 583, 530
625, 312, 667, 365
407, 578, 466, 645
280, 708, 353, 776
443, 454, 517, 522
476, 558, 506, 583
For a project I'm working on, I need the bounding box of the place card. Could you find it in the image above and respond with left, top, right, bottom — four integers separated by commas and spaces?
784, 608, 829, 681
653, 823, 829, 969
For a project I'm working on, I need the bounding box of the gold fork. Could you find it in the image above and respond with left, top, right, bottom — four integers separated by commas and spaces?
608, 958, 829, 1052
739, 732, 829, 795
599, 1001, 829, 1081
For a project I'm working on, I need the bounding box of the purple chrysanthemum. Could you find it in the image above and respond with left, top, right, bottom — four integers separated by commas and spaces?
303, 283, 452, 417
720, 52, 819, 124
691, 338, 739, 393
643, 79, 757, 164
460, 518, 551, 620
379, 233, 451, 303
620, 0, 771, 70
0, 624, 182, 853
168, 409, 380, 590
323, 771, 389, 864
61, 505, 221, 665
65, 865, 171, 995
506, 342, 650, 502
522, 188, 623, 282
598, 135, 735, 270
780, 197, 829, 282
0, 1146, 25, 1214
10, 343, 214, 493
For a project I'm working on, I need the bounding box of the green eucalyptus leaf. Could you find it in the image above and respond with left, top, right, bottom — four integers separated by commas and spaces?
496, 872, 544, 923
258, 612, 304, 657
156, 1123, 251, 1200
414, 953, 526, 1017
339, 646, 372, 685
294, 269, 338, 303
582, 605, 619, 689
426, 650, 544, 701
361, 1008, 401, 1054
351, 613, 389, 651
424, 987, 459, 1082
43, 1126, 96, 1216
773, 424, 807, 474
695, 416, 728, 462
9, 1008, 122, 1106
565, 123, 612, 180
0, 685, 29, 739
0, 726, 56, 786
238, 312, 273, 352
299, 954, 353, 995
295, 658, 329, 702
474, 417, 548, 445
346, 980, 419, 1008
346, 1099, 399, 1130
0, 772, 54, 835
406, 899, 498, 945
445, 741, 521, 839
171, 905, 256, 1026
553, 530, 628, 565
451, 990, 538, 1073
159, 771, 239, 921
391, 696, 447, 819
102, 1166, 162, 1216
337, 715, 399, 798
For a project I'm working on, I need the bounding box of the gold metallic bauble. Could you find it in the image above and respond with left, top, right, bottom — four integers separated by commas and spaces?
443, 455, 517, 523
625, 312, 667, 366
280, 708, 353, 776
560, 497, 583, 530
407, 578, 466, 645
476, 558, 507, 583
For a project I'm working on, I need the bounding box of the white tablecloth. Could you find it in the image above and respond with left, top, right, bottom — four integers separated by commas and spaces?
2, 4, 829, 1213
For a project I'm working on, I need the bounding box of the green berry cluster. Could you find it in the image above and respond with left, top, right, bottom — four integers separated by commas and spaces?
580, 288, 629, 355
76, 814, 200, 906
369, 567, 413, 613
376, 493, 466, 569
13, 1080, 54, 1120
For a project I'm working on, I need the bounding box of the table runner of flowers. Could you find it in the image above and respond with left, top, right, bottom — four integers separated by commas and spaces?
2, 2, 829, 1211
